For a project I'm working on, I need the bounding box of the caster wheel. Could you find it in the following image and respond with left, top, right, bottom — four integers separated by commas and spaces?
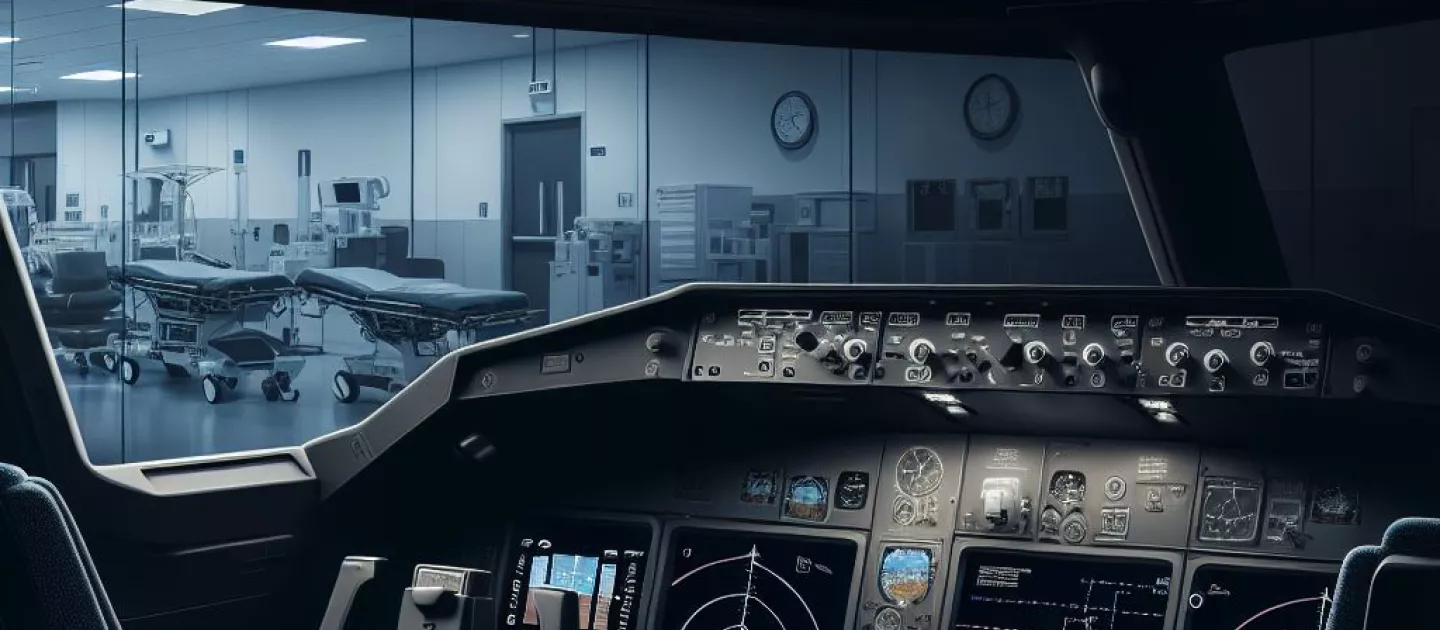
261, 378, 281, 402
202, 375, 223, 404
96, 353, 117, 373
287, 389, 301, 403
332, 371, 360, 404
120, 358, 140, 385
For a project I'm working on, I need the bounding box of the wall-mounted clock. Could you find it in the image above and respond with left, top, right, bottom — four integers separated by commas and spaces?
964, 74, 1018, 140
772, 90, 817, 150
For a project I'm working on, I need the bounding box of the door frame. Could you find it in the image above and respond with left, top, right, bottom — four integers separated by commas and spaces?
500, 113, 586, 292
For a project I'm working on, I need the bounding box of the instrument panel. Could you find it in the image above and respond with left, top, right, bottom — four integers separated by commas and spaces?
691, 304, 1331, 398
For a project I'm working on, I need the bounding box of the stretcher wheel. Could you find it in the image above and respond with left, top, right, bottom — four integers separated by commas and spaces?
202, 375, 224, 404
95, 352, 117, 373
119, 358, 140, 385
332, 371, 360, 404
261, 378, 281, 402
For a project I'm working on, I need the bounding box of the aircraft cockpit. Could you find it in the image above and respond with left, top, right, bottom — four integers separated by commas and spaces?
2, 1, 1439, 630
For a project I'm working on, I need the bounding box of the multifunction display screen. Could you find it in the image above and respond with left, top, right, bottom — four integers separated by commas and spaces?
1184, 565, 1336, 630
952, 550, 1172, 630
658, 528, 858, 630
503, 519, 653, 630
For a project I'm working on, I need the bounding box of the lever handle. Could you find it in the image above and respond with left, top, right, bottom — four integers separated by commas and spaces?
318, 556, 385, 630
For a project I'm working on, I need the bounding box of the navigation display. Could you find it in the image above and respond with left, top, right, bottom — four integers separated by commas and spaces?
952, 550, 1172, 630
503, 519, 653, 630
658, 528, 858, 630
1184, 565, 1336, 630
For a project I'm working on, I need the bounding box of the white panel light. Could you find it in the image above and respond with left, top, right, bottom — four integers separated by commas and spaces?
265, 36, 366, 50
110, 0, 244, 16
0, 37, 19, 44
61, 70, 139, 82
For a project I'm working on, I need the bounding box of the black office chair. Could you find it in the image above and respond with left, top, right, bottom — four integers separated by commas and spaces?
0, 463, 121, 630
1326, 517, 1440, 630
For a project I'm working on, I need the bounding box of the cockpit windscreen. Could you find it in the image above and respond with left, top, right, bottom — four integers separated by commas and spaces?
502, 519, 653, 630
657, 527, 858, 630
952, 549, 1172, 630
1183, 565, 1336, 630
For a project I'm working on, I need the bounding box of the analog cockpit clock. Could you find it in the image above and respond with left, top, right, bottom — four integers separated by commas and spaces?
896, 447, 944, 497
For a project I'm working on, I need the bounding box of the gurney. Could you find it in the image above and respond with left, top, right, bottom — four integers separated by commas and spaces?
110, 260, 316, 404
295, 267, 540, 403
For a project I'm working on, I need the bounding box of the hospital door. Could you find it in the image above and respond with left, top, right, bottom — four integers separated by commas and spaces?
507, 118, 582, 315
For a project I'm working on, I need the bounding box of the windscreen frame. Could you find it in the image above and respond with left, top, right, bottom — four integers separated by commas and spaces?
648, 519, 869, 630
498, 511, 663, 630
941, 538, 1185, 630
1178, 553, 1339, 630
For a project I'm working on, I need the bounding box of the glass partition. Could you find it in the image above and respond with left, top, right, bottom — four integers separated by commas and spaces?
6, 1, 1153, 465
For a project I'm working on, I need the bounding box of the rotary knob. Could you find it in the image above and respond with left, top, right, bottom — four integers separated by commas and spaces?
1060, 512, 1089, 545
1165, 342, 1191, 367
842, 338, 869, 362
1250, 341, 1274, 366
908, 339, 936, 364
1082, 343, 1107, 367
644, 332, 668, 354
1024, 340, 1051, 365
1203, 349, 1229, 374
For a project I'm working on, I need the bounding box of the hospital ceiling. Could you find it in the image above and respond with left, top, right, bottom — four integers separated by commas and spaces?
0, 0, 634, 103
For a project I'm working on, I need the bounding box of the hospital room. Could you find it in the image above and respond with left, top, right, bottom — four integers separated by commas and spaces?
1, 0, 1152, 464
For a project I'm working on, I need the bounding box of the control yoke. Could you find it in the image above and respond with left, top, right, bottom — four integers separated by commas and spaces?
532, 587, 581, 630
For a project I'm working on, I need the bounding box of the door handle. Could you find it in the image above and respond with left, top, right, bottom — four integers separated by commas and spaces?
555, 181, 565, 235
538, 181, 546, 235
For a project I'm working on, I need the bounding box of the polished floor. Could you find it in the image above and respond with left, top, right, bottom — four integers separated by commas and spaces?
59, 309, 390, 465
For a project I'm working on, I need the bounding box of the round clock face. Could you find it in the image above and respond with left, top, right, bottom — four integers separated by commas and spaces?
895, 446, 944, 497
965, 74, 1018, 140
772, 91, 816, 150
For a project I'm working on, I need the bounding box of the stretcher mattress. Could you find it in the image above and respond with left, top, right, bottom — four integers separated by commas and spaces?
112, 260, 295, 294
295, 267, 530, 319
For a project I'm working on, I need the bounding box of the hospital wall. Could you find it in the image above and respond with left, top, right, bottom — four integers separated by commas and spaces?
54, 37, 1151, 289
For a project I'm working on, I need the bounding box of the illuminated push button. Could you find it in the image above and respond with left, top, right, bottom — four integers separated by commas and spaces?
1250, 341, 1274, 366
1203, 349, 1229, 374
1082, 343, 1107, 367
1165, 342, 1191, 367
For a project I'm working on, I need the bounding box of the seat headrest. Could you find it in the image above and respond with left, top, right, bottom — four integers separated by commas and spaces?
1382, 517, 1440, 556
0, 462, 27, 491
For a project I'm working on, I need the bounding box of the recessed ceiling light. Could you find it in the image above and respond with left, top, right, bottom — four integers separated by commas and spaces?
513, 33, 530, 39
265, 36, 366, 50
61, 70, 139, 82
109, 0, 243, 16
0, 37, 19, 45
0, 86, 37, 94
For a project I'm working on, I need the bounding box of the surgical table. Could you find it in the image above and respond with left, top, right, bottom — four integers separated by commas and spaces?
30, 251, 125, 377
110, 260, 315, 404
294, 267, 539, 403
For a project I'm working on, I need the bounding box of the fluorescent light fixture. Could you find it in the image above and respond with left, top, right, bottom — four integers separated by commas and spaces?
923, 392, 960, 405
0, 37, 19, 44
109, 0, 244, 16
944, 405, 970, 417
61, 70, 138, 81
265, 36, 366, 50
512, 32, 530, 39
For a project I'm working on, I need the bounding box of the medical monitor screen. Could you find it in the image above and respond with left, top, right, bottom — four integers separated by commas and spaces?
657, 528, 858, 630
333, 182, 362, 204
1184, 565, 1336, 630
952, 550, 1172, 630
502, 519, 653, 630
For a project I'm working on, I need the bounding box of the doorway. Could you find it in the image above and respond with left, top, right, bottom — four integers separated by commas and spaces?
505, 117, 582, 316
